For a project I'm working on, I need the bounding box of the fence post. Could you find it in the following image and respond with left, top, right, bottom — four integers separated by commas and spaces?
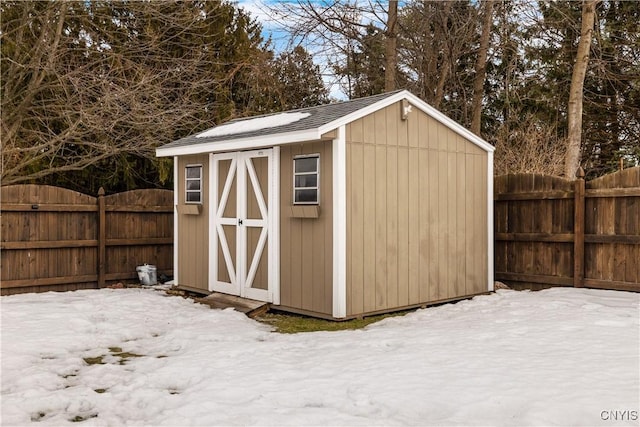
97, 187, 106, 287
573, 167, 585, 288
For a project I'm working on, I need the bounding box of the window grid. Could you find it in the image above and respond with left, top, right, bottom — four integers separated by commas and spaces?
293, 155, 319, 205
185, 165, 202, 204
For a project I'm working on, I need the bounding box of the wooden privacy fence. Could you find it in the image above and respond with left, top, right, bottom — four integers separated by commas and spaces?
1, 185, 173, 295
494, 167, 640, 292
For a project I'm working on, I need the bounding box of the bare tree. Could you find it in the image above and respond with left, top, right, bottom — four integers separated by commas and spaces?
265, 1, 393, 98
494, 111, 567, 176
564, 0, 598, 178
471, 0, 494, 135
1, 1, 266, 187
398, 1, 477, 112
385, 0, 398, 92
266, 0, 484, 124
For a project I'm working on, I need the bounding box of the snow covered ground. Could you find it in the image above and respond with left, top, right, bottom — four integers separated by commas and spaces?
1, 287, 638, 426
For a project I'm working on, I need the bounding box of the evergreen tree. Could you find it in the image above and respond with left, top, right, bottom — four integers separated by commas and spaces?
521, 0, 639, 177
272, 46, 329, 109
334, 24, 388, 98
398, 0, 480, 124
582, 0, 640, 176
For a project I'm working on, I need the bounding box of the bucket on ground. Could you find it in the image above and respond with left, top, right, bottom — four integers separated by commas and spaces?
136, 264, 157, 286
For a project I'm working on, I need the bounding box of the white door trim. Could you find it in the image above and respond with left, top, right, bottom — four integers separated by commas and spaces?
209, 149, 278, 303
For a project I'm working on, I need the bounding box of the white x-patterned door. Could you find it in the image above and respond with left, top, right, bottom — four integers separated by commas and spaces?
209, 149, 279, 303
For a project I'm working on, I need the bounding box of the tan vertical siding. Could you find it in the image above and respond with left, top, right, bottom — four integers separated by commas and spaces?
362, 143, 377, 312
465, 154, 488, 295
177, 154, 209, 291
279, 141, 333, 316
427, 147, 439, 301
215, 159, 235, 284
348, 142, 364, 314
397, 141, 410, 307
246, 156, 269, 290
345, 101, 488, 316
407, 144, 420, 305
374, 143, 387, 310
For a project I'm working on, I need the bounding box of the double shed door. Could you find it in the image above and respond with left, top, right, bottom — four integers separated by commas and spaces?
209, 149, 279, 303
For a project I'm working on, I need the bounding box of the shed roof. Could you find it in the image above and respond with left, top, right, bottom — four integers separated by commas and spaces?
156, 90, 494, 157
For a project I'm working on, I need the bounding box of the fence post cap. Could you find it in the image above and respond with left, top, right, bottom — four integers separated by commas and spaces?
576, 167, 585, 179
98, 187, 105, 196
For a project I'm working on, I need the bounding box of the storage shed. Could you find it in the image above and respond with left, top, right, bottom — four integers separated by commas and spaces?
156, 90, 494, 319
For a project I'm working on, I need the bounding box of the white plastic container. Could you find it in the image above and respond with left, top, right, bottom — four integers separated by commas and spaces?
136, 264, 157, 286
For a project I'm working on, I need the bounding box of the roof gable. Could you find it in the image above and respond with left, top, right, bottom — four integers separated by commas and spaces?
156, 90, 494, 157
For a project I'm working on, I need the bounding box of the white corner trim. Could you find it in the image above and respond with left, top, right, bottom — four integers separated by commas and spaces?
487, 151, 495, 292
332, 126, 347, 318
271, 146, 281, 305
173, 156, 179, 287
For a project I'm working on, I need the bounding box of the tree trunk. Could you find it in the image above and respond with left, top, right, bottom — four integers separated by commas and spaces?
385, 0, 398, 92
564, 0, 597, 178
471, 0, 494, 135
431, 1, 453, 109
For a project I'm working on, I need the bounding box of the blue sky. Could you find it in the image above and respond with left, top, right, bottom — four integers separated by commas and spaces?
236, 0, 290, 51
235, 0, 385, 99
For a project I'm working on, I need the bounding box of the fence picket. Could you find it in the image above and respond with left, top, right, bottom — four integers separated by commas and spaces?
1, 185, 173, 295
573, 168, 585, 288
495, 167, 639, 292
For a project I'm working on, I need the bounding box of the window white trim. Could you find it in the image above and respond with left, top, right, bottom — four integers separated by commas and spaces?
293, 154, 320, 205
185, 164, 203, 204
332, 126, 347, 318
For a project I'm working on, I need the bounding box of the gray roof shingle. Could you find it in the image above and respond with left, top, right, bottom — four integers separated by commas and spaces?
159, 90, 404, 150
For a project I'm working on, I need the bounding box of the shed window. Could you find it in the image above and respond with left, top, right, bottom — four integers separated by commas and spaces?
185, 165, 202, 204
293, 155, 319, 204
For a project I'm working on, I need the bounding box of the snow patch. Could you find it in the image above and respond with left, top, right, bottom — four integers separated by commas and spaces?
1, 287, 638, 426
196, 112, 310, 138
